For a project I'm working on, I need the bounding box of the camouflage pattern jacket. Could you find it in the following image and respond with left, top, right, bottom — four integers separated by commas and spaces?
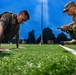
0, 12, 20, 42
67, 11, 76, 40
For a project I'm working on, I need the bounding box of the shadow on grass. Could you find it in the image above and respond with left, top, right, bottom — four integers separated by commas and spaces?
9, 48, 17, 50
64, 50, 69, 53
0, 51, 11, 57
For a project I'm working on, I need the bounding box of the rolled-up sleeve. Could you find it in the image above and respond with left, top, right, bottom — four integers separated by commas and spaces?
67, 22, 75, 31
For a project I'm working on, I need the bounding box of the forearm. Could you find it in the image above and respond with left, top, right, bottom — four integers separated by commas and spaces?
0, 25, 3, 37
0, 22, 4, 39
0, 20, 7, 39
15, 33, 19, 48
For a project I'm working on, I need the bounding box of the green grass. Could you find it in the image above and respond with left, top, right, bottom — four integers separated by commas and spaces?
0, 44, 76, 75
65, 44, 76, 50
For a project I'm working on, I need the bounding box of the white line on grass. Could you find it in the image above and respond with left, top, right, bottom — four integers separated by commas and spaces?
59, 45, 76, 56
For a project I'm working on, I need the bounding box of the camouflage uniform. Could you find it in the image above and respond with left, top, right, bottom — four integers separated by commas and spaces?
67, 16, 76, 40
63, 1, 76, 44
0, 12, 20, 42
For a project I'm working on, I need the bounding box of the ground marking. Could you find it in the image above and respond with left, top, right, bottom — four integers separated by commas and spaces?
59, 45, 76, 56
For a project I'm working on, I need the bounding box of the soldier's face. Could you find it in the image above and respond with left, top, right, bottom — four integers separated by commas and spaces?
66, 6, 75, 16
17, 14, 28, 24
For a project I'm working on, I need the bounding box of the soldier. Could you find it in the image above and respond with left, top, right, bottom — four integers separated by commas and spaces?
61, 1, 76, 44
0, 10, 30, 48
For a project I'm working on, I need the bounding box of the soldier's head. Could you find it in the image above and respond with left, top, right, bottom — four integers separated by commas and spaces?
63, 1, 76, 16
17, 10, 30, 24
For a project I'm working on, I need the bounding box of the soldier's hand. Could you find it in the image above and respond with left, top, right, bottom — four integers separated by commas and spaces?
61, 26, 68, 31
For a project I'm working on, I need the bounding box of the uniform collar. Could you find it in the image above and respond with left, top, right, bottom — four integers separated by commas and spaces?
75, 9, 76, 14
72, 9, 76, 17
15, 15, 20, 24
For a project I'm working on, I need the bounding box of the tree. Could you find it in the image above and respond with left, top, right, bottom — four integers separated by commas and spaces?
43, 27, 55, 43
36, 27, 55, 44
57, 32, 68, 43
27, 30, 35, 43
36, 35, 41, 43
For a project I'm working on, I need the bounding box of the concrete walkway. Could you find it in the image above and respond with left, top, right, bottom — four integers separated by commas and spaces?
59, 45, 76, 56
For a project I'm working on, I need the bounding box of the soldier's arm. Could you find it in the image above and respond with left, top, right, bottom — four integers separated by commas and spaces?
67, 22, 75, 30
15, 32, 19, 48
61, 22, 75, 31
68, 21, 76, 31
0, 21, 4, 38
61, 26, 68, 31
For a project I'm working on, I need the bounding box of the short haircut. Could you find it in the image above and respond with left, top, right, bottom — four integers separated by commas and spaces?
19, 10, 30, 20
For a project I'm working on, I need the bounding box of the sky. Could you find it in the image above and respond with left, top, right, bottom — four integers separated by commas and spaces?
0, 0, 76, 39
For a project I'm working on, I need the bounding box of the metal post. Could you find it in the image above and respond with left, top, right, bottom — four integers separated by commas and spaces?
41, 0, 43, 44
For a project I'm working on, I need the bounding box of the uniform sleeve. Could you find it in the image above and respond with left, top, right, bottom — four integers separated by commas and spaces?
67, 22, 76, 31
67, 22, 75, 31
